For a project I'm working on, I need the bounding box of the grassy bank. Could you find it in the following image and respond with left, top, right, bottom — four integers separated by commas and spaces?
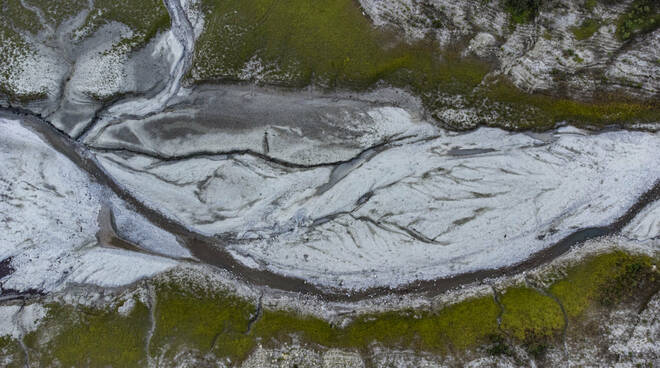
192, 0, 489, 94
189, 0, 659, 130
3, 250, 655, 366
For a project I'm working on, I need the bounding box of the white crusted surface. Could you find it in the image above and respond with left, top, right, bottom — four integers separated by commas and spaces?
0, 306, 21, 339
86, 89, 433, 166
110, 198, 191, 259
0, 117, 177, 293
69, 23, 136, 101
0, 33, 65, 99
623, 199, 660, 242
66, 247, 177, 287
93, 109, 660, 290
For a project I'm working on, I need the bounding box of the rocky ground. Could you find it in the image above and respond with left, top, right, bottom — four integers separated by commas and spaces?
0, 0, 658, 366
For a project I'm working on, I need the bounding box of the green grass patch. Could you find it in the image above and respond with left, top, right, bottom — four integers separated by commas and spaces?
26, 0, 88, 28
477, 79, 660, 129
150, 279, 256, 362
549, 251, 659, 318
253, 309, 338, 348
252, 296, 499, 354
504, 0, 542, 25
584, 0, 597, 12
152, 277, 499, 359
191, 0, 658, 130
0, 335, 26, 368
192, 0, 490, 94
571, 18, 601, 40
78, 0, 170, 49
11, 251, 658, 366
344, 295, 499, 353
251, 295, 500, 354
616, 0, 660, 41
500, 287, 564, 342
0, 0, 44, 34
24, 300, 151, 368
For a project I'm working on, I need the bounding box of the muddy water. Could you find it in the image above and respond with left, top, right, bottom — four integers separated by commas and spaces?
4, 107, 659, 302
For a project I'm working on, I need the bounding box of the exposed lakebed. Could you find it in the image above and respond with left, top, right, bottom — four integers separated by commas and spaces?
1, 98, 658, 297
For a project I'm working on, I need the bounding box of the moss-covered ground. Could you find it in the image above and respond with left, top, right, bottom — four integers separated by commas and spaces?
0, 336, 26, 368
23, 300, 151, 368
78, 0, 171, 50
149, 279, 499, 361
192, 0, 488, 93
0, 0, 169, 46
616, 0, 660, 41
500, 287, 564, 342
190, 0, 659, 130
549, 251, 659, 318
0, 250, 655, 366
150, 280, 256, 362
472, 78, 659, 130
504, 0, 542, 25
571, 18, 602, 40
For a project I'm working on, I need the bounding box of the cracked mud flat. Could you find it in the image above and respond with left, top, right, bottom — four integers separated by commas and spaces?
0, 0, 659, 366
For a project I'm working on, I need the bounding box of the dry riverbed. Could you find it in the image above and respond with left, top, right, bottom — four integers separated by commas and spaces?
0, 0, 659, 366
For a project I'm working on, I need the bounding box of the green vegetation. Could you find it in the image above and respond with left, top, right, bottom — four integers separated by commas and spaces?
24, 300, 151, 368
193, 0, 489, 94
150, 279, 255, 362
0, 0, 44, 34
152, 277, 499, 360
474, 78, 660, 129
571, 18, 602, 40
191, 0, 658, 130
4, 251, 657, 366
0, 335, 26, 368
26, 0, 87, 28
336, 295, 497, 352
504, 0, 542, 25
550, 251, 659, 318
148, 251, 657, 363
500, 287, 564, 341
243, 294, 498, 354
79, 0, 170, 50
616, 0, 659, 41
584, 0, 597, 12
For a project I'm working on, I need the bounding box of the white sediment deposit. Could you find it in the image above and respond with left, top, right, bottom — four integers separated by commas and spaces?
0, 117, 185, 293
3, 101, 657, 295
90, 106, 660, 290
